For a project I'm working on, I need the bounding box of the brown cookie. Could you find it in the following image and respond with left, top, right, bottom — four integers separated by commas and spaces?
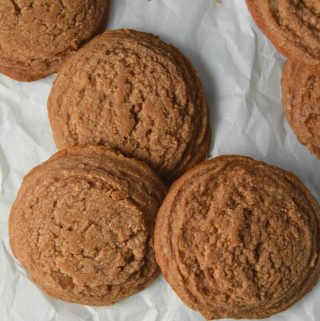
154, 155, 320, 320
9, 146, 166, 306
0, 0, 109, 81
282, 61, 320, 158
48, 29, 211, 183
246, 0, 320, 67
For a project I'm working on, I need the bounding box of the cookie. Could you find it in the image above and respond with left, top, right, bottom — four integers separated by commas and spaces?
282, 61, 320, 158
48, 29, 211, 183
246, 0, 320, 67
9, 146, 166, 305
154, 155, 320, 319
0, 0, 109, 81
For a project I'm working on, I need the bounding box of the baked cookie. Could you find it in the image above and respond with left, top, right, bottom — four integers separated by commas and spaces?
48, 29, 211, 183
282, 61, 320, 158
154, 155, 320, 320
246, 0, 320, 67
0, 0, 109, 81
9, 146, 166, 305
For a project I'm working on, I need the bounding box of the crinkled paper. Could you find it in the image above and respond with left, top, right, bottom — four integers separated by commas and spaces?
1, 1, 319, 320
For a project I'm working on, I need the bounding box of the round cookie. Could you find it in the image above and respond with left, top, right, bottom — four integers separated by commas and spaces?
9, 146, 166, 305
282, 61, 320, 158
246, 0, 320, 67
154, 155, 320, 320
48, 29, 211, 183
0, 0, 109, 81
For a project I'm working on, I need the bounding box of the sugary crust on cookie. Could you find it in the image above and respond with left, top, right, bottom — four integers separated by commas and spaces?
48, 29, 211, 183
155, 155, 320, 319
9, 146, 166, 305
282, 60, 320, 158
246, 0, 320, 67
0, 0, 110, 81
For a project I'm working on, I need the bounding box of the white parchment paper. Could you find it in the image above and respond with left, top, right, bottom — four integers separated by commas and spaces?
1, 1, 319, 320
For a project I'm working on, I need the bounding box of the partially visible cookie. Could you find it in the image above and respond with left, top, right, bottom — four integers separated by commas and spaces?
246, 0, 320, 67
0, 0, 109, 81
282, 61, 320, 158
48, 29, 211, 183
9, 146, 166, 306
155, 155, 320, 320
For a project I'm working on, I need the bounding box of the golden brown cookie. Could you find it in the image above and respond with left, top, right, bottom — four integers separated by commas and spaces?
282, 61, 320, 158
154, 155, 320, 320
0, 0, 109, 81
48, 29, 211, 183
9, 146, 166, 306
246, 0, 320, 67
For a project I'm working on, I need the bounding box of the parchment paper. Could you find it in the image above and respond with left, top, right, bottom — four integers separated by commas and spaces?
1, 1, 319, 320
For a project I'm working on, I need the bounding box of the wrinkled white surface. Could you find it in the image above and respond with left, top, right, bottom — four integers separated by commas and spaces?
1, 1, 319, 320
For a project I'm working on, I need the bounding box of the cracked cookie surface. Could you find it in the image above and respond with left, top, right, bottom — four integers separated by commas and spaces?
282, 61, 320, 159
246, 0, 320, 67
154, 155, 320, 319
0, 0, 109, 81
48, 29, 211, 183
9, 146, 166, 305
